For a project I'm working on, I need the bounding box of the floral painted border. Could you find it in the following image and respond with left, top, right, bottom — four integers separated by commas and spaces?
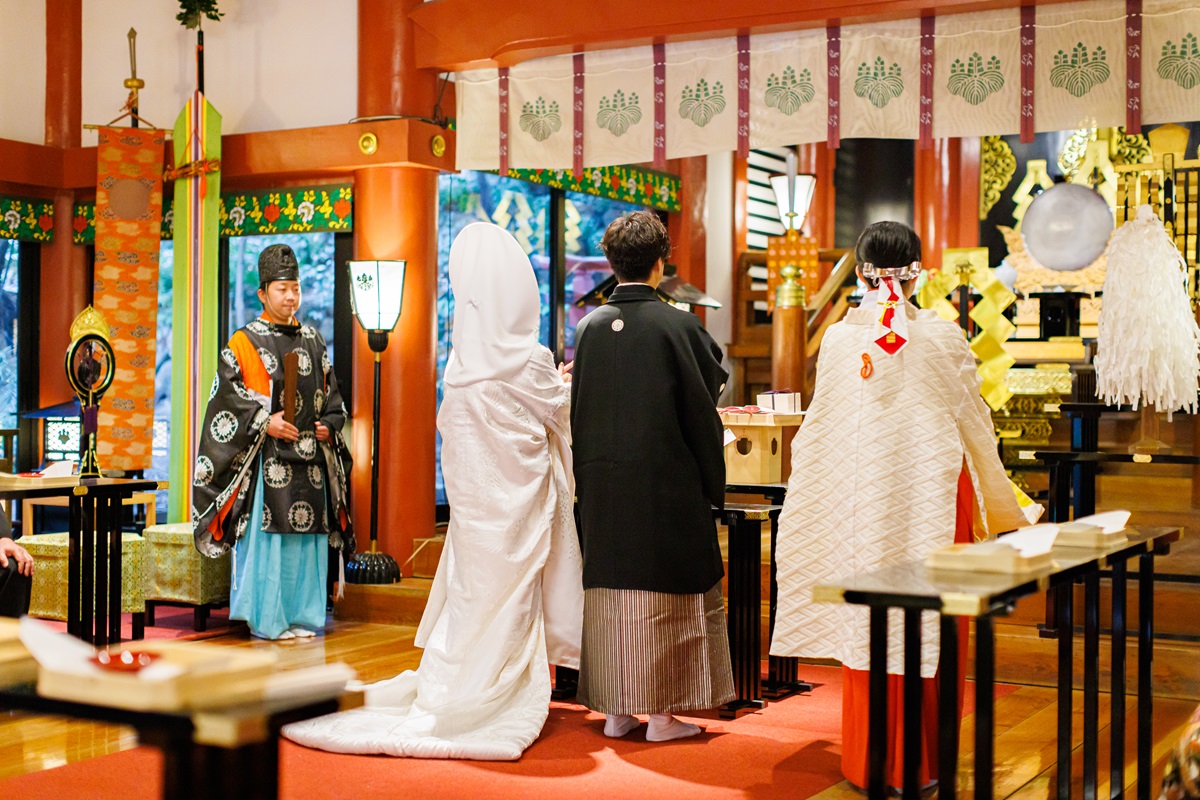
71, 202, 94, 245
219, 186, 354, 237
0, 196, 55, 242
501, 166, 681, 212
73, 184, 353, 245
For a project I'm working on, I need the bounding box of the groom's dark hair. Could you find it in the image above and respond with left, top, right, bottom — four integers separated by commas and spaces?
600, 210, 671, 283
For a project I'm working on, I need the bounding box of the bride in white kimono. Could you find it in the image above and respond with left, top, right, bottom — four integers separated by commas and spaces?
283, 222, 584, 760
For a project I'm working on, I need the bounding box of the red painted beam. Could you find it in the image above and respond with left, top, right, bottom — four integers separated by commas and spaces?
0, 119, 455, 192
0, 140, 63, 190
411, 0, 1080, 71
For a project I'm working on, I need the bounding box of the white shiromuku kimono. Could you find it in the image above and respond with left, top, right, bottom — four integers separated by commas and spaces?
770, 294, 1027, 677
283, 222, 584, 760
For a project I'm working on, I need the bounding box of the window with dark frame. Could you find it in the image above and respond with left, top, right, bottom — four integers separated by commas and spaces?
433, 170, 654, 507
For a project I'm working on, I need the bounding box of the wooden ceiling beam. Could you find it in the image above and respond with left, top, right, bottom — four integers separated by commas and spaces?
0, 119, 455, 193
410, 0, 1079, 71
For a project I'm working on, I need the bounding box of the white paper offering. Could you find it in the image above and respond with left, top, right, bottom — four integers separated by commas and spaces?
995, 523, 1060, 557
1072, 510, 1131, 533
40, 461, 76, 478
19, 616, 99, 677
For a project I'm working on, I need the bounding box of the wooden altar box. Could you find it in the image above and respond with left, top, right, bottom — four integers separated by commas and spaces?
722, 413, 803, 485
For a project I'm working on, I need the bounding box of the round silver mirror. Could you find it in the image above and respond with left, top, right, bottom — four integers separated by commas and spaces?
1021, 183, 1114, 271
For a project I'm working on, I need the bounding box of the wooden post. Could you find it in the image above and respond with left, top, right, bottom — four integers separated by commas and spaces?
771, 305, 806, 400
771, 302, 806, 481
352, 0, 441, 573
914, 137, 980, 271
41, 0, 88, 411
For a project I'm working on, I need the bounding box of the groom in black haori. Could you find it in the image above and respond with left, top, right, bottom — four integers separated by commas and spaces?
192, 243, 353, 641
571, 210, 735, 741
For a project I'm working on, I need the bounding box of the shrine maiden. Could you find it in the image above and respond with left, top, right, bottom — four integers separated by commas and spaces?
571, 210, 734, 742
192, 244, 353, 641
283, 222, 583, 760
771, 222, 1029, 790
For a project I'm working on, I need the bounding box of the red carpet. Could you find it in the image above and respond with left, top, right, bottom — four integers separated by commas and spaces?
0, 667, 1016, 800
38, 606, 234, 642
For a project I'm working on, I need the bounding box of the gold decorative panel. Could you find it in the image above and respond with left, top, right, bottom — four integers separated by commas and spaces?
980, 135, 1016, 221
25, 532, 145, 620
143, 523, 231, 606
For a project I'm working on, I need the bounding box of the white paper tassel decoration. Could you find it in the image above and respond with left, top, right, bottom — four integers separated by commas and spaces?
1094, 205, 1200, 417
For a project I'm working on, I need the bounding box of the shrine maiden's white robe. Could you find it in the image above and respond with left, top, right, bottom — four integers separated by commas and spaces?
770, 295, 1027, 677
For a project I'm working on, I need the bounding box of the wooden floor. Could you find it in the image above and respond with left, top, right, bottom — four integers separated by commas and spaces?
2, 619, 1196, 798
0, 621, 423, 784
813, 686, 1196, 798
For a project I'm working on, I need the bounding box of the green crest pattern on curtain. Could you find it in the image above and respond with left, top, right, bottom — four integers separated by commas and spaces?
455, 0, 1200, 169
1145, 1, 1200, 124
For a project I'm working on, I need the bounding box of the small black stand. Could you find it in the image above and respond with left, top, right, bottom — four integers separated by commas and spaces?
1029, 291, 1085, 339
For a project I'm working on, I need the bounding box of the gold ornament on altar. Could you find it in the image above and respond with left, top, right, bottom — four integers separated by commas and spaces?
917, 247, 1016, 410
979, 135, 1016, 221
1011, 159, 1055, 228
775, 263, 805, 309
999, 225, 1107, 296
1113, 123, 1200, 301
1112, 127, 1152, 166
999, 127, 1148, 294
1058, 128, 1096, 181
65, 306, 116, 479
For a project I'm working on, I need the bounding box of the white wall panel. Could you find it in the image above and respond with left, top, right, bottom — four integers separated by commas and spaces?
705, 150, 734, 380
82, 0, 357, 144
0, 0, 47, 144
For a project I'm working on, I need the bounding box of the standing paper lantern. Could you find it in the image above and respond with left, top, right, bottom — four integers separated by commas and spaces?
346, 259, 406, 584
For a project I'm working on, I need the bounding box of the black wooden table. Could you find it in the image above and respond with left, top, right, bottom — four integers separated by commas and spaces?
814, 525, 1180, 800
0, 478, 163, 646
1037, 449, 1195, 800
713, 502, 779, 716
1038, 448, 1200, 522
0, 680, 359, 799
725, 482, 812, 698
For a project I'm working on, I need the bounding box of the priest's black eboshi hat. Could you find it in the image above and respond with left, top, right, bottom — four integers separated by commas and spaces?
258, 244, 300, 286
